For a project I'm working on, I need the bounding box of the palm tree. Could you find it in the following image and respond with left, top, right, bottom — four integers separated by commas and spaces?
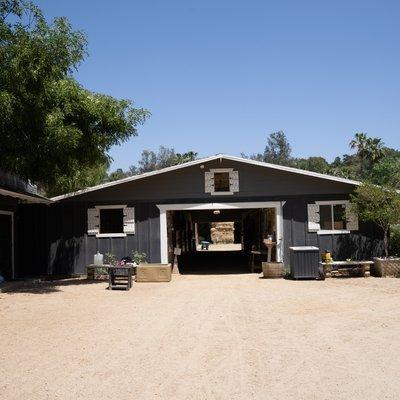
365, 137, 385, 163
349, 133, 385, 177
350, 132, 367, 157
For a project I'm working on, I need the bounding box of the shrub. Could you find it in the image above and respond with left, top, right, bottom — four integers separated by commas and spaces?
390, 225, 400, 257
132, 251, 147, 265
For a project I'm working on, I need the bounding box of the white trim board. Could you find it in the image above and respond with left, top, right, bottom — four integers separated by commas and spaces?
0, 188, 51, 204
51, 154, 361, 201
315, 200, 351, 235
156, 201, 284, 265
0, 210, 15, 279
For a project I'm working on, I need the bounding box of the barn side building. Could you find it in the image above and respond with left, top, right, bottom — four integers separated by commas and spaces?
20, 154, 385, 276
3, 155, 384, 278
0, 171, 51, 279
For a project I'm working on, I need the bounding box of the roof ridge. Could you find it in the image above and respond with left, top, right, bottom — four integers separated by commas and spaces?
51, 154, 360, 201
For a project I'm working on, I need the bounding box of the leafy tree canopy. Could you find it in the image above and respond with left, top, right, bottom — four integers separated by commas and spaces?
106, 147, 198, 182
264, 131, 292, 166
0, 0, 149, 195
242, 131, 293, 166
292, 157, 329, 174
349, 132, 385, 177
350, 183, 400, 256
242, 131, 395, 184
367, 154, 400, 188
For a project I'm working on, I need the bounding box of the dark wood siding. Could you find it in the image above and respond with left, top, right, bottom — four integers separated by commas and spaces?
15, 159, 385, 277
0, 195, 19, 278
17, 196, 384, 277
60, 159, 356, 203
282, 197, 384, 266
18, 202, 161, 277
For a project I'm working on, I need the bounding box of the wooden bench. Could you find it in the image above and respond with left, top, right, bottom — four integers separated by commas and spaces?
320, 261, 374, 278
108, 266, 134, 290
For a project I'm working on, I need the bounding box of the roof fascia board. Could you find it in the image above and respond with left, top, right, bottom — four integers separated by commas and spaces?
0, 188, 52, 204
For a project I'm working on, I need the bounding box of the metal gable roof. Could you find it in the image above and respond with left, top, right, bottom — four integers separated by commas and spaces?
51, 153, 361, 201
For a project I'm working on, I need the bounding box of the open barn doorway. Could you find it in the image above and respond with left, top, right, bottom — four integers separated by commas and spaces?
0, 211, 14, 280
157, 202, 283, 275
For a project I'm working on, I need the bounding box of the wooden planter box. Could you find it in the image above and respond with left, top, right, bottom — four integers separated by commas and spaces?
87, 265, 110, 280
136, 264, 172, 282
373, 258, 400, 277
262, 262, 284, 278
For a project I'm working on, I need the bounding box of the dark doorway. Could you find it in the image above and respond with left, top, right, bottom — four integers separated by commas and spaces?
168, 207, 278, 274
0, 212, 13, 280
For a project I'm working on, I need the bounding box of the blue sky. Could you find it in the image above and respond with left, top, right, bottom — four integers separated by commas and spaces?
37, 0, 400, 171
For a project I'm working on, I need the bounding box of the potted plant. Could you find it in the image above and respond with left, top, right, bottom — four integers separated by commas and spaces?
351, 182, 400, 277
131, 251, 147, 266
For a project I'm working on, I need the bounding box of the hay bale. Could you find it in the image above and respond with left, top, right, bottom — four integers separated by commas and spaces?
211, 222, 235, 244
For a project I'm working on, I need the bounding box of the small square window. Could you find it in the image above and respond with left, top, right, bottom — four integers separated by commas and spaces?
319, 205, 332, 230
319, 204, 347, 231
333, 204, 346, 230
214, 172, 230, 192
100, 208, 124, 234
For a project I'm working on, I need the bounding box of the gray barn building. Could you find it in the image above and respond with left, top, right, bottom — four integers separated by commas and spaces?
1, 155, 384, 278
0, 171, 51, 280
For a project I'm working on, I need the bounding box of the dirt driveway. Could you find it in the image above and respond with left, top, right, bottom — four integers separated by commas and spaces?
1, 275, 400, 400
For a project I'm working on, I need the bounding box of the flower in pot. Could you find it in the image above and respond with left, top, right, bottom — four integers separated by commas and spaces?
132, 251, 147, 266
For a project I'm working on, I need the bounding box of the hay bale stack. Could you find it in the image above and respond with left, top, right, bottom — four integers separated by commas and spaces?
211, 222, 235, 244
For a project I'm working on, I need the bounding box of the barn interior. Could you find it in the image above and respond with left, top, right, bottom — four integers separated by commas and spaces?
166, 208, 277, 274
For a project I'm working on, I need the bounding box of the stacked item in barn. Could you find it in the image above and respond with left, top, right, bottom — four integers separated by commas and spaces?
210, 222, 235, 244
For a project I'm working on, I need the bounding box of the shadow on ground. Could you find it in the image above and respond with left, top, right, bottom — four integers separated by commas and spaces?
0, 278, 105, 295
178, 251, 252, 275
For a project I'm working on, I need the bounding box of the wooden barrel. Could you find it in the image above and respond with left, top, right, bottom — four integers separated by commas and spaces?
262, 262, 284, 278
373, 258, 400, 277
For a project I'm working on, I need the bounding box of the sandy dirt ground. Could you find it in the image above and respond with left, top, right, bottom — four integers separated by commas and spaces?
1, 275, 400, 400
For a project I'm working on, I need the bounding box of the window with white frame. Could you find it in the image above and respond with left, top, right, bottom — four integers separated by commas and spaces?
99, 208, 124, 234
87, 205, 135, 237
204, 169, 239, 195
307, 200, 358, 234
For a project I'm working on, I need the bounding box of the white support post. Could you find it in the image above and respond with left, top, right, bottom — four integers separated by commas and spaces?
159, 210, 168, 264
275, 202, 284, 262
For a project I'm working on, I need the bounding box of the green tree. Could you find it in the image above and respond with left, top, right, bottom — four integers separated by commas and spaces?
328, 154, 360, 180
175, 151, 198, 164
134, 146, 198, 174
137, 149, 161, 173
0, 0, 149, 195
263, 131, 292, 166
47, 162, 108, 197
107, 168, 130, 182
293, 156, 329, 174
350, 183, 400, 257
367, 155, 400, 188
105, 147, 199, 181
349, 133, 385, 177
349, 133, 368, 169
